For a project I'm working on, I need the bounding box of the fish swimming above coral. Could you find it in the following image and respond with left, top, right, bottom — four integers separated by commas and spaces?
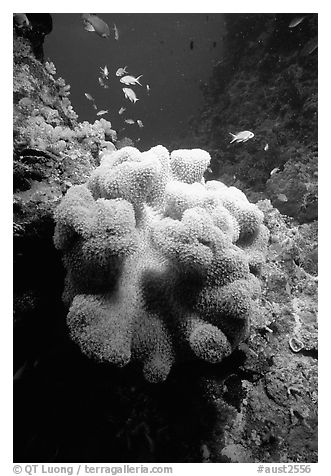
113, 23, 119, 40
120, 75, 143, 86
288, 16, 306, 28
100, 65, 109, 79
84, 93, 97, 109
301, 36, 318, 56
116, 66, 128, 77
84, 92, 94, 101
98, 77, 109, 89
229, 131, 254, 143
82, 13, 110, 38
96, 110, 109, 116
122, 87, 139, 103
270, 167, 280, 176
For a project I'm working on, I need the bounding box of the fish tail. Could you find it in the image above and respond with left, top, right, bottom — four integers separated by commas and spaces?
136, 75, 143, 85
229, 132, 236, 143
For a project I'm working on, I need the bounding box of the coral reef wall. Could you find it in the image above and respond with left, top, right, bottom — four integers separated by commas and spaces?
13, 34, 117, 380
188, 14, 317, 224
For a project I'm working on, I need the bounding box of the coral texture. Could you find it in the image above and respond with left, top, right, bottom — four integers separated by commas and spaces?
54, 146, 269, 382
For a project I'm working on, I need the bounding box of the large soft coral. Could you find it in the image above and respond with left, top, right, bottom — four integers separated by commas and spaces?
54, 146, 269, 382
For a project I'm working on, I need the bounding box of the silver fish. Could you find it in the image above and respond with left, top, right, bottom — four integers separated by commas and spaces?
136, 120, 144, 128
270, 167, 280, 176
125, 119, 135, 124
100, 65, 109, 79
146, 84, 150, 94
288, 16, 305, 28
116, 66, 128, 77
122, 87, 139, 103
229, 130, 254, 143
120, 75, 143, 86
84, 93, 94, 101
98, 77, 109, 89
96, 109, 109, 116
118, 107, 126, 115
264, 143, 269, 151
113, 23, 119, 40
301, 36, 318, 56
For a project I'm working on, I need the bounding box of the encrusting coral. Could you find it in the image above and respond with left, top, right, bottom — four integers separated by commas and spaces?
54, 146, 269, 382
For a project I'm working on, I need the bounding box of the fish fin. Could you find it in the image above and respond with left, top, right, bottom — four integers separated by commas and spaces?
136, 75, 143, 86
84, 22, 95, 32
229, 133, 237, 143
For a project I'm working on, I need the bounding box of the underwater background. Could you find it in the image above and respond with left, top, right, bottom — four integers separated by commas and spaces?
13, 12, 317, 464
45, 14, 226, 150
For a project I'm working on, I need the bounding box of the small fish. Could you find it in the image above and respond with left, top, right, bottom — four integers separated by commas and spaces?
277, 193, 288, 202
264, 143, 269, 151
13, 13, 30, 29
118, 107, 126, 115
120, 75, 143, 86
113, 23, 119, 40
98, 77, 109, 88
84, 93, 94, 101
96, 109, 109, 116
100, 65, 109, 79
125, 119, 135, 124
122, 87, 139, 103
116, 66, 128, 77
206, 166, 212, 173
288, 16, 305, 28
93, 104, 98, 110
270, 167, 280, 176
229, 130, 254, 143
82, 14, 111, 39
136, 120, 144, 128
301, 36, 318, 56
146, 84, 150, 94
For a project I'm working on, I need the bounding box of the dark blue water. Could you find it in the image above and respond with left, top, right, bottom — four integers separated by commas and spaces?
44, 13, 226, 149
